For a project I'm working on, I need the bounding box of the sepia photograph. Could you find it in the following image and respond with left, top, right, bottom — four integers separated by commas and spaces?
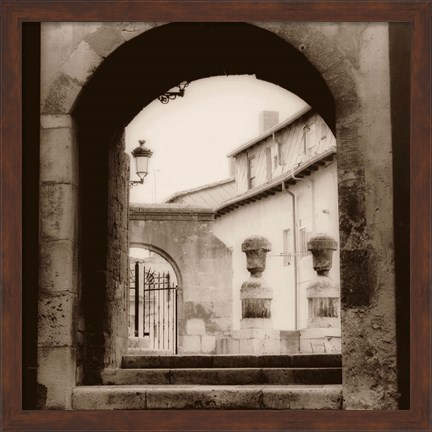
0, 0, 427, 429
18, 19, 413, 413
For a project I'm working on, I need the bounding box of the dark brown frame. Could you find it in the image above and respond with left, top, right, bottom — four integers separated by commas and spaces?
1, 1, 430, 430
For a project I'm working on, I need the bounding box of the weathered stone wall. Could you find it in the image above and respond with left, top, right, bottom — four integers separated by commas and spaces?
105, 134, 130, 367
252, 22, 397, 409
39, 22, 400, 409
41, 23, 164, 116
38, 114, 79, 408
129, 205, 233, 354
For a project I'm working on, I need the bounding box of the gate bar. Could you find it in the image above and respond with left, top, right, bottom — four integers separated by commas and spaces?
134, 261, 139, 337
143, 266, 146, 337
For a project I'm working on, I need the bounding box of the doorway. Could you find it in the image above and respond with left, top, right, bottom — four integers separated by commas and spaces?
128, 247, 178, 353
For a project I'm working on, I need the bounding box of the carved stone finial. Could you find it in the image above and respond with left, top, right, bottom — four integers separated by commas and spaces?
242, 235, 271, 277
305, 234, 340, 330
307, 234, 337, 277
240, 236, 272, 322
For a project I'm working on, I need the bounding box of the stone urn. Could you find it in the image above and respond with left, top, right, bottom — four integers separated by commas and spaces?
240, 235, 272, 322
306, 234, 339, 328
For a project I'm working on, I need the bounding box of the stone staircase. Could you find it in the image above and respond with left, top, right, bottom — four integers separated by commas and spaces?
72, 354, 342, 410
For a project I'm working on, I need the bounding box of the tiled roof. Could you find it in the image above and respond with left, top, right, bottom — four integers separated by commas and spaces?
215, 147, 337, 217
164, 177, 236, 208
226, 105, 311, 158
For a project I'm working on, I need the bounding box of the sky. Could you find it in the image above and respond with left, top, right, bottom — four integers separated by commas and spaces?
126, 75, 309, 204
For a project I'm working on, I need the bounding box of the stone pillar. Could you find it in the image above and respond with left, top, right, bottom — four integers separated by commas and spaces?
235, 236, 282, 354
38, 114, 78, 409
300, 234, 341, 353
105, 132, 130, 368
240, 236, 272, 328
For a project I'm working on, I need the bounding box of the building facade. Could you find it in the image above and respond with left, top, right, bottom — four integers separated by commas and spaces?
168, 109, 340, 353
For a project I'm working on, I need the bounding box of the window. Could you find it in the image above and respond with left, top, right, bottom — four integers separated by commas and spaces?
299, 227, 308, 255
273, 155, 278, 169
265, 148, 272, 181
320, 121, 327, 141
302, 125, 310, 154
229, 157, 236, 177
277, 141, 285, 165
302, 124, 316, 154
283, 229, 291, 266
247, 155, 256, 189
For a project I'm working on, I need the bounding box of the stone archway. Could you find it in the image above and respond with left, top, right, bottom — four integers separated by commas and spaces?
129, 242, 183, 288
128, 205, 233, 356
129, 242, 183, 354
128, 243, 182, 352
39, 22, 398, 409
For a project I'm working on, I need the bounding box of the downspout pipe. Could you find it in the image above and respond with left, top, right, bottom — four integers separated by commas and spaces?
282, 181, 299, 330
291, 171, 316, 234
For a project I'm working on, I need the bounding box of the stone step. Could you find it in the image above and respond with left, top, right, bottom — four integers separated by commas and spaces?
122, 353, 341, 369
102, 367, 341, 385
72, 384, 342, 410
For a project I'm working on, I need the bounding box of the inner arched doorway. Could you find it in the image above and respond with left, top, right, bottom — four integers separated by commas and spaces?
128, 246, 180, 353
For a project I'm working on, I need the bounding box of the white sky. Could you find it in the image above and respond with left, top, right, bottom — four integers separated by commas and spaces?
126, 75, 308, 203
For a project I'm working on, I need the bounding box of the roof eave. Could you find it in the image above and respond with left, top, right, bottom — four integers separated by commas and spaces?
226, 105, 312, 158
215, 147, 337, 216
164, 177, 235, 203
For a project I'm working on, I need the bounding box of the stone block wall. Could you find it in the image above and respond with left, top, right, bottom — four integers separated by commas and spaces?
256, 22, 398, 408
38, 114, 79, 409
104, 134, 130, 367
38, 21, 402, 409
215, 330, 300, 355
129, 205, 233, 355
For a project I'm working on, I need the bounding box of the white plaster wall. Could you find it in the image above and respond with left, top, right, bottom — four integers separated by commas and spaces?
213, 161, 339, 331
295, 162, 340, 330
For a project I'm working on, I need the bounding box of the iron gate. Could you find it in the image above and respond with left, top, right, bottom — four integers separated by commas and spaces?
130, 261, 177, 353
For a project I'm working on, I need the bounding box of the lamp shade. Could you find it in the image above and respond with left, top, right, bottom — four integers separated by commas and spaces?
131, 140, 153, 181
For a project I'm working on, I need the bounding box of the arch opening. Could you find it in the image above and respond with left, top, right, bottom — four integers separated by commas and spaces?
128, 246, 180, 354
74, 23, 335, 131
126, 77, 341, 350
35, 19, 406, 410
129, 243, 183, 288
73, 22, 338, 382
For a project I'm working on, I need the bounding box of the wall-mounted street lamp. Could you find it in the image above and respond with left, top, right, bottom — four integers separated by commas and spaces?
130, 140, 153, 187
158, 81, 189, 104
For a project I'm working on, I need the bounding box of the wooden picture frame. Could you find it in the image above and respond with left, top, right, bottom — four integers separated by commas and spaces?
1, 1, 430, 430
